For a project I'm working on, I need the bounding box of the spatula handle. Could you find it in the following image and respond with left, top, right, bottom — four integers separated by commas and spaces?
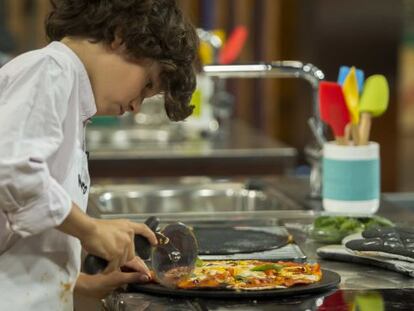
359, 112, 372, 145
335, 136, 347, 145
83, 216, 160, 275
351, 124, 360, 145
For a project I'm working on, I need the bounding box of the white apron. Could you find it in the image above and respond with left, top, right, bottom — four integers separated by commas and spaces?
0, 144, 90, 310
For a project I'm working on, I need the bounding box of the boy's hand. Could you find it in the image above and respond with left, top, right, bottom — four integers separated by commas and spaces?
81, 218, 157, 271
76, 257, 152, 299
57, 204, 157, 271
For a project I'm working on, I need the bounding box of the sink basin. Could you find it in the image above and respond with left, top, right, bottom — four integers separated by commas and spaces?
86, 125, 191, 150
87, 179, 301, 222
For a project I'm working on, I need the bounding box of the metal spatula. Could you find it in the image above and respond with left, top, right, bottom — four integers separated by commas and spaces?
83, 216, 198, 288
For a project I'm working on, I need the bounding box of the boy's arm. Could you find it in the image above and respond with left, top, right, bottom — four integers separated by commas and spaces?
0, 157, 75, 256
0, 57, 74, 253
57, 203, 157, 271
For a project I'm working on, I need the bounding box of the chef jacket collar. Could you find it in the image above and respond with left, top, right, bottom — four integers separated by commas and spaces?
48, 41, 97, 122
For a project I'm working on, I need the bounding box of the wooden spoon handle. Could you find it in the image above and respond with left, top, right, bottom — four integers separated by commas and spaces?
351, 124, 360, 145
359, 112, 372, 145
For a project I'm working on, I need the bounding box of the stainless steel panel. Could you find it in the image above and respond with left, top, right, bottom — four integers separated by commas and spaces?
87, 126, 187, 150
87, 179, 301, 220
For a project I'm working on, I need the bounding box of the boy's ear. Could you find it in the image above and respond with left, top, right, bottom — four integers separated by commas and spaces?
110, 36, 124, 51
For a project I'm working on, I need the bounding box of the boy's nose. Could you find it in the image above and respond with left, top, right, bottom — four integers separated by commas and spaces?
130, 98, 141, 112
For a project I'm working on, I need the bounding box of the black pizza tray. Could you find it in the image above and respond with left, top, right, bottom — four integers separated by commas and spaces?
127, 269, 341, 299
193, 226, 290, 255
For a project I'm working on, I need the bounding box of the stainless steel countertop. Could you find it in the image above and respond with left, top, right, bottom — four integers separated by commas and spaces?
88, 120, 296, 160
97, 176, 414, 309
87, 120, 297, 177
263, 176, 414, 290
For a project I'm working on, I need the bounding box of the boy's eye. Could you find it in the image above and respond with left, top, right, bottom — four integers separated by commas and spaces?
145, 80, 153, 90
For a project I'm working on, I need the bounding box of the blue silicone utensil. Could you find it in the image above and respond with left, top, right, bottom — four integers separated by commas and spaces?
337, 66, 365, 93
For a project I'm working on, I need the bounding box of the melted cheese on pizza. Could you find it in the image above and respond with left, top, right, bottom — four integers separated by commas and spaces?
176, 260, 322, 290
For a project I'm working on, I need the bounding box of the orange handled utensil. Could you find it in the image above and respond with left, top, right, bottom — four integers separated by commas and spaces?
319, 81, 351, 145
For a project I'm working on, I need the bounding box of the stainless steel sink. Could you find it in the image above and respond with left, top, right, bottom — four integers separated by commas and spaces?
86, 98, 197, 149
86, 125, 189, 150
87, 178, 302, 223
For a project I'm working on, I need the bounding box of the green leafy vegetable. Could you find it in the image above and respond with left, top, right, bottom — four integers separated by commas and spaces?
250, 263, 283, 272
339, 218, 364, 233
310, 215, 394, 243
234, 275, 248, 281
364, 216, 394, 229
195, 257, 204, 267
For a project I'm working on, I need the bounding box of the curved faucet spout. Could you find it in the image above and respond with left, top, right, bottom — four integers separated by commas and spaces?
203, 61, 326, 199
204, 61, 324, 85
203, 61, 325, 132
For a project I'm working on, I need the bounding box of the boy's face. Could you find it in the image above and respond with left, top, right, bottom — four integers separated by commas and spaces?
93, 51, 162, 116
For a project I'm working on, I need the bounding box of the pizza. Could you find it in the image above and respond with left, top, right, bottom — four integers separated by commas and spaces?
167, 260, 322, 291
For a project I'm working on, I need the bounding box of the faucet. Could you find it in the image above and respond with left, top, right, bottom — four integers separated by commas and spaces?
203, 61, 326, 199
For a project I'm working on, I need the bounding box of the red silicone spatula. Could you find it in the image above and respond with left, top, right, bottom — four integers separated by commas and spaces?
319, 81, 351, 145
218, 25, 248, 65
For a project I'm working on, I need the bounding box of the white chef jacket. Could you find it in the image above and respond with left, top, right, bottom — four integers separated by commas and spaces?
0, 41, 96, 310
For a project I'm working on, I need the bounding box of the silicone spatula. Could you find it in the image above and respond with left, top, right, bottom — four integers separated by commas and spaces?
218, 25, 248, 65
353, 292, 385, 311
337, 66, 365, 93
342, 67, 360, 145
319, 81, 351, 145
358, 75, 389, 145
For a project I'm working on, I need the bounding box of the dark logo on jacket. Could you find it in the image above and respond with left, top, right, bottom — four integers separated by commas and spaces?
78, 174, 88, 194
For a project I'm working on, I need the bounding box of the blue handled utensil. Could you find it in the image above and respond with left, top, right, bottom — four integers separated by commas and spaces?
337, 66, 365, 93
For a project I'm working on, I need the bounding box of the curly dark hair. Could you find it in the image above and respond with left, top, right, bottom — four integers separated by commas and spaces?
45, 0, 198, 121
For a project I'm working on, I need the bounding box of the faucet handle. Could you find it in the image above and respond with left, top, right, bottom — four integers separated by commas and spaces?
308, 117, 326, 148
305, 143, 323, 200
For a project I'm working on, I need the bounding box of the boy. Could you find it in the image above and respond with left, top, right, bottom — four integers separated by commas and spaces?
0, 0, 198, 309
